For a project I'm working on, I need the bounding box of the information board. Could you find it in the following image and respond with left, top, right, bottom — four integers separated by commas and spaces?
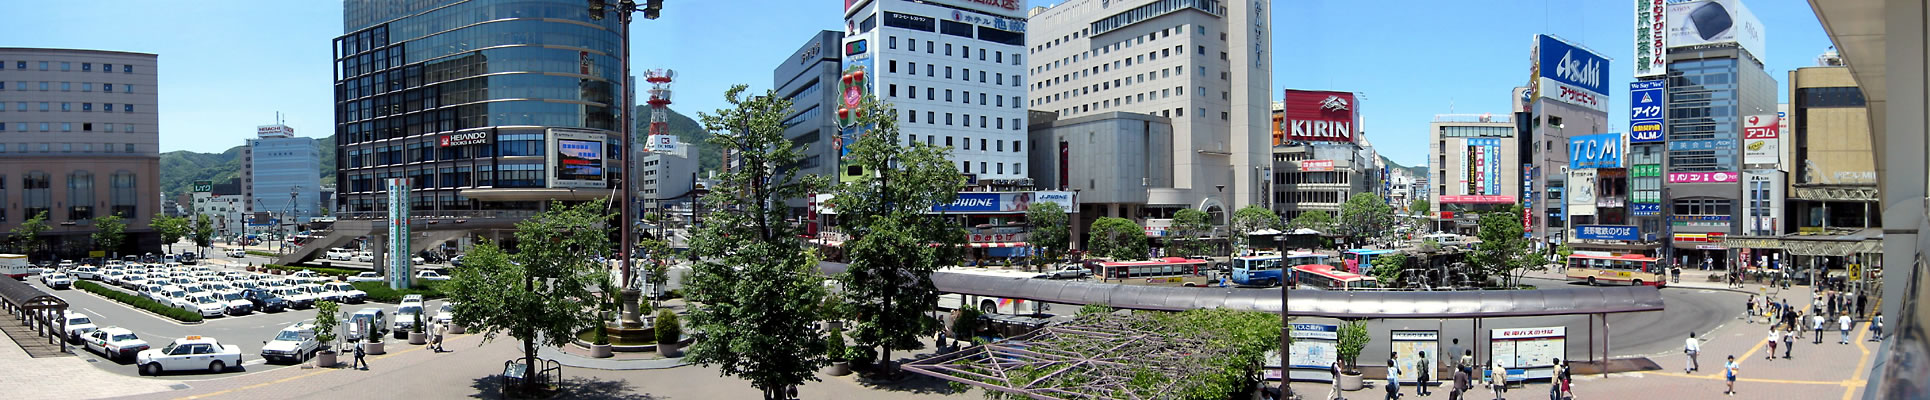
1288, 323, 1339, 382
1490, 327, 1567, 379
1389, 330, 1439, 382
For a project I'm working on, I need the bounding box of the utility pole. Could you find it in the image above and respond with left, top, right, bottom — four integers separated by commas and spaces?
590, 0, 664, 329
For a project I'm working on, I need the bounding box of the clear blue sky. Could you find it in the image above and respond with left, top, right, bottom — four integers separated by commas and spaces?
11, 1, 1825, 161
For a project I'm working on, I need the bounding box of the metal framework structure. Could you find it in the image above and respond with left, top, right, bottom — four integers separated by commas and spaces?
904, 315, 1253, 400
0, 276, 71, 353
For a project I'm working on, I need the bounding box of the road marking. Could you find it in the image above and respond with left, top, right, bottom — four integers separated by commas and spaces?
1845, 325, 1873, 400
1643, 370, 1870, 387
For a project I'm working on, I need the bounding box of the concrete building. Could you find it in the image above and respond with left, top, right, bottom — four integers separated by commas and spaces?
774, 30, 845, 183
334, 0, 626, 216
1660, 43, 1776, 266
1028, 111, 1172, 247
1524, 35, 1612, 247
841, 0, 1030, 188
639, 137, 700, 215
1427, 114, 1519, 233
245, 123, 321, 230
1025, 0, 1272, 217
192, 178, 245, 240
1270, 142, 1375, 222
0, 48, 163, 258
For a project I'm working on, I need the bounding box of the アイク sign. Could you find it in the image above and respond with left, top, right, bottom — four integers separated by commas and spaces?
1629, 80, 1666, 142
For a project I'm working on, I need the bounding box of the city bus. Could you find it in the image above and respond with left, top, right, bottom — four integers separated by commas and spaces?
1342, 249, 1399, 274
1233, 252, 1331, 287
1290, 264, 1380, 291
1093, 257, 1210, 280
1564, 253, 1666, 287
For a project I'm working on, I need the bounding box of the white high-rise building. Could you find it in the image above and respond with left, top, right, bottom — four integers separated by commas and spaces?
841, 0, 1031, 185
1025, 0, 1272, 217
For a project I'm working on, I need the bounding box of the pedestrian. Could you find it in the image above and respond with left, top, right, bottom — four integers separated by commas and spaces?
1724, 355, 1740, 396
1813, 314, 1827, 344
1386, 355, 1404, 400
1490, 359, 1508, 399
1840, 313, 1854, 344
1743, 295, 1755, 323
1765, 328, 1778, 360
1871, 312, 1885, 341
1556, 359, 1573, 400
1447, 339, 1464, 370
1857, 292, 1868, 319
1417, 350, 1432, 396
1452, 365, 1471, 400
1684, 331, 1701, 373
1829, 292, 1840, 317
1329, 360, 1344, 400
1782, 326, 1794, 359
352, 340, 368, 370
433, 322, 446, 352
1792, 309, 1805, 339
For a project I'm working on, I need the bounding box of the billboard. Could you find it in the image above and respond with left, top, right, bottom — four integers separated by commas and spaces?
931, 192, 1075, 214
1575, 225, 1639, 241
193, 180, 213, 193
1666, 0, 1766, 61
386, 178, 411, 290
1440, 195, 1517, 204
837, 36, 875, 184
1567, 169, 1597, 216
1667, 171, 1739, 183
547, 129, 607, 189
1629, 81, 1667, 143
438, 131, 490, 147
1742, 114, 1779, 165
1535, 35, 1611, 112
1635, 0, 1668, 77
1280, 90, 1358, 143
1568, 133, 1624, 169
1300, 160, 1335, 172
647, 134, 680, 153
1668, 138, 1737, 151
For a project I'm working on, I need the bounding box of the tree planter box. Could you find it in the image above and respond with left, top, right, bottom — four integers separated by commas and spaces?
448, 324, 466, 334
1340, 371, 1365, 391
364, 341, 386, 355
590, 344, 613, 358
409, 332, 427, 345
824, 361, 851, 376
657, 341, 681, 357
317, 351, 339, 368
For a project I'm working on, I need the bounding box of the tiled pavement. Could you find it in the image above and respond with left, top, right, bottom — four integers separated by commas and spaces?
0, 322, 179, 400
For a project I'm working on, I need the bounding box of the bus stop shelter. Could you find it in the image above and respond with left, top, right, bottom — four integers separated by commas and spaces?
0, 277, 72, 355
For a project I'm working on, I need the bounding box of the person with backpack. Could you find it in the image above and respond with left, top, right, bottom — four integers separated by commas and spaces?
352, 340, 369, 370
1415, 351, 1432, 396
1386, 355, 1404, 400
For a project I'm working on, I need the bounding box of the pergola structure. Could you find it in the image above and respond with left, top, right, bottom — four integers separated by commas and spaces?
905, 314, 1261, 400
0, 277, 71, 353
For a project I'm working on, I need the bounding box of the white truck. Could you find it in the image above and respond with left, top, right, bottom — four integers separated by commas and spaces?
1, 254, 30, 279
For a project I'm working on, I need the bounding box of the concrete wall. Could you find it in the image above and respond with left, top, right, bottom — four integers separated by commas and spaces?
1026, 112, 1174, 205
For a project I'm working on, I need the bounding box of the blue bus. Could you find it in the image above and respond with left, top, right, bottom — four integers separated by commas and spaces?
1342, 249, 1399, 274
1233, 252, 1330, 287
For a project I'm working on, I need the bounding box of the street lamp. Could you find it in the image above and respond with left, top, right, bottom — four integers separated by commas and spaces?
588, 0, 666, 328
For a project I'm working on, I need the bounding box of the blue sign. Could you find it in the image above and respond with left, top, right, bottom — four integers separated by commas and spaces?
1632, 203, 1661, 216
932, 193, 1002, 213
1668, 139, 1737, 151
1536, 35, 1610, 95
1568, 133, 1624, 169
1576, 225, 1639, 241
1629, 81, 1666, 143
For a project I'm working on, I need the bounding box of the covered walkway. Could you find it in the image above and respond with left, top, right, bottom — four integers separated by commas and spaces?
0, 277, 72, 357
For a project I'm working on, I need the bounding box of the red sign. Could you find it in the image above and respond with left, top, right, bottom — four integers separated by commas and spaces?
1439, 195, 1517, 204
1667, 172, 1738, 183
579, 51, 591, 75
969, 233, 1024, 243
1280, 90, 1357, 143
1743, 115, 1779, 139
438, 132, 490, 147
1523, 207, 1532, 232
1300, 160, 1335, 172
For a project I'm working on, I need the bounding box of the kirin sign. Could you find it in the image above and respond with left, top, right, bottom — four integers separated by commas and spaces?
1280, 89, 1357, 143
1568, 133, 1624, 169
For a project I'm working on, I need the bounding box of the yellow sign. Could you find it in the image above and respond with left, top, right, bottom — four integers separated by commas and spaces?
89, 251, 106, 257
1849, 264, 1861, 281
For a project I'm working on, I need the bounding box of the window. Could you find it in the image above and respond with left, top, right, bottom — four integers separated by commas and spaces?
124, 104, 133, 112
909, 40, 917, 52
124, 144, 135, 152
909, 110, 917, 123
945, 136, 954, 147
38, 123, 48, 131
102, 63, 111, 72
945, 43, 953, 56
39, 82, 48, 91
38, 102, 48, 111
889, 60, 898, 73
945, 113, 954, 125
23, 172, 50, 220
123, 65, 132, 73
104, 103, 113, 113
67, 171, 94, 221
927, 111, 935, 124
104, 84, 113, 93
60, 62, 70, 71
61, 82, 71, 91
124, 85, 133, 93
61, 103, 71, 111
926, 64, 934, 76
889, 36, 898, 49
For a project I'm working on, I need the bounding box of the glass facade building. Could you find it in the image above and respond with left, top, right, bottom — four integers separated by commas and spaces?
334, 0, 626, 215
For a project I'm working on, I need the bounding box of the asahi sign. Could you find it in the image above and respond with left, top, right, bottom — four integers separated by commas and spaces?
438, 131, 491, 147
1280, 90, 1358, 143
1534, 35, 1611, 113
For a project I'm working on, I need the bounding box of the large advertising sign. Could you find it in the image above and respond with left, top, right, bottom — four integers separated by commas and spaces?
1666, 0, 1766, 61
1568, 133, 1624, 169
1668, 171, 1739, 183
1635, 0, 1668, 77
193, 180, 213, 193
1629, 81, 1667, 143
1280, 90, 1358, 143
931, 192, 1076, 214
1568, 169, 1597, 216
1440, 195, 1517, 204
1576, 225, 1639, 241
547, 129, 607, 189
1490, 327, 1567, 373
646, 134, 680, 153
837, 37, 874, 184
386, 178, 411, 290
1535, 35, 1611, 112
1668, 138, 1738, 151
1742, 114, 1780, 165
438, 131, 491, 147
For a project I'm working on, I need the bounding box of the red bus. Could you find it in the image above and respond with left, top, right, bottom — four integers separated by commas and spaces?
1290, 264, 1379, 291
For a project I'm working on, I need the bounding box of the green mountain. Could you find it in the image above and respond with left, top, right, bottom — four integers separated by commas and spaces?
1378, 155, 1426, 178
634, 106, 719, 173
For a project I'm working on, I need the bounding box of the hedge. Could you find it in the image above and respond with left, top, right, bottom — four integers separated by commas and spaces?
76, 281, 204, 322
245, 250, 280, 258
262, 264, 360, 277
351, 281, 447, 303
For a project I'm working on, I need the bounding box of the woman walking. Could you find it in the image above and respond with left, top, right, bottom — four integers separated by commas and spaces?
1765, 328, 1778, 361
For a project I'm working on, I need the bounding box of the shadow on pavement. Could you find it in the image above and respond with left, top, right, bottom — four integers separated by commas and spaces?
467, 375, 660, 400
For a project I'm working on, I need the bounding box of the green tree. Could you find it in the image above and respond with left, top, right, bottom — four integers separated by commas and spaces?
314, 301, 340, 354
684, 85, 831, 399
1410, 198, 1431, 221
830, 93, 965, 375
1164, 208, 1215, 258
9, 211, 50, 258
1471, 205, 1538, 288
190, 216, 215, 259
1025, 201, 1070, 271
1289, 209, 1334, 233
1087, 217, 1147, 261
442, 202, 610, 394
93, 215, 128, 257
1337, 193, 1394, 247
153, 216, 189, 255
1230, 205, 1281, 253
1368, 252, 1409, 288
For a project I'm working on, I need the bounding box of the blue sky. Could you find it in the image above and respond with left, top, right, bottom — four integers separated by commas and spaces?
11, 0, 1826, 161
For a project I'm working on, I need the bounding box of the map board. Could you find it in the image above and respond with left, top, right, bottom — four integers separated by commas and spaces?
1389, 330, 1439, 382
1490, 327, 1566, 380
1288, 323, 1339, 382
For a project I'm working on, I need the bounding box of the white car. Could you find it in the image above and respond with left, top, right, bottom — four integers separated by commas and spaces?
354, 252, 374, 263
393, 303, 426, 339
300, 283, 339, 303
259, 322, 320, 364
326, 248, 354, 261
433, 302, 457, 326
136, 336, 243, 375
216, 290, 254, 315
82, 327, 150, 362
346, 272, 383, 283
63, 312, 98, 343
226, 248, 246, 258
288, 270, 324, 284
413, 270, 451, 281
40, 273, 73, 289
273, 286, 316, 309
141, 283, 168, 302
323, 282, 367, 303
101, 269, 126, 286
120, 274, 148, 290
72, 266, 102, 280
184, 295, 226, 318
161, 287, 193, 310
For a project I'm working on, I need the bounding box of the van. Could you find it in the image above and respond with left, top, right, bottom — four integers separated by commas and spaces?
2, 254, 33, 279
345, 308, 389, 342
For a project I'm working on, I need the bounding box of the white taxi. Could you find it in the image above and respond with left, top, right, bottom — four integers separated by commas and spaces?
136, 336, 243, 375
82, 327, 150, 362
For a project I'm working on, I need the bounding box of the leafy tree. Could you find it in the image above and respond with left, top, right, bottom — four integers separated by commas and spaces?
93, 215, 128, 257
1230, 205, 1281, 253
1368, 252, 1409, 288
314, 301, 340, 353
1336, 320, 1372, 374
1471, 205, 1538, 288
1410, 198, 1431, 221
153, 216, 189, 255
1289, 210, 1334, 233
190, 216, 215, 259
830, 93, 965, 375
9, 211, 49, 258
1337, 193, 1394, 246
442, 202, 611, 394
1164, 208, 1215, 258
684, 85, 831, 399
1025, 201, 1069, 271
1086, 217, 1147, 261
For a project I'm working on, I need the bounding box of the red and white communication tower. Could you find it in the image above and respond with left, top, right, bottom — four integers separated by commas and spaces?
643, 69, 676, 153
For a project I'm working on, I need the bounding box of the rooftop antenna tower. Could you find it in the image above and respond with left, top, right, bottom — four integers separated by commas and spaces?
644, 69, 676, 151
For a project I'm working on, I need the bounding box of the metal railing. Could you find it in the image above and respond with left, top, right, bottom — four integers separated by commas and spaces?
330, 210, 543, 221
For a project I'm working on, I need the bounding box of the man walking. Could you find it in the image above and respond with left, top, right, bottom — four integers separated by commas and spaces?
1857, 291, 1868, 319
1685, 332, 1701, 373
1416, 351, 1432, 396
1812, 313, 1827, 344
1490, 359, 1508, 400
1840, 313, 1854, 344
1451, 365, 1471, 400
352, 340, 369, 370
1724, 355, 1740, 396
1871, 312, 1885, 341
1782, 326, 1794, 359
1329, 360, 1344, 400
1446, 339, 1464, 371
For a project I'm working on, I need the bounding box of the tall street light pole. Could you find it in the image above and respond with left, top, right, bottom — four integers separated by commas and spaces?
590, 0, 662, 328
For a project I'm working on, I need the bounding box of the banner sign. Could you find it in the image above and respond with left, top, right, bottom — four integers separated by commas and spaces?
1629, 80, 1666, 142
438, 131, 491, 147
1669, 138, 1737, 151
1300, 159, 1335, 172
1635, 0, 1668, 78
1535, 34, 1611, 112
1742, 114, 1779, 165
1668, 171, 1739, 183
1568, 133, 1624, 169
1440, 195, 1517, 204
1633, 203, 1662, 216
1576, 225, 1639, 241
193, 180, 213, 193
386, 178, 411, 290
931, 192, 1075, 214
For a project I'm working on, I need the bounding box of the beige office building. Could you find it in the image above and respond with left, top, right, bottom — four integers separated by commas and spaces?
0, 48, 162, 258
1427, 115, 1520, 232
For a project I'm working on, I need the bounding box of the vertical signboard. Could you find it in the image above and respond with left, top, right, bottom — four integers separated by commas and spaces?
838, 37, 874, 184
1742, 114, 1779, 165
1629, 81, 1666, 143
386, 178, 410, 290
1568, 169, 1598, 216
1635, 0, 1668, 78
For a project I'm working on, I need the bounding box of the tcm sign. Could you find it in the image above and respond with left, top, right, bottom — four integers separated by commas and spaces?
1280, 90, 1357, 143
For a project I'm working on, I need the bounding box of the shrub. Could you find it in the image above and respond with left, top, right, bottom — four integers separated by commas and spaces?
351, 281, 446, 303
315, 301, 340, 350
262, 264, 359, 277
246, 250, 279, 258
76, 281, 203, 322
826, 326, 848, 362
1337, 320, 1371, 374
654, 309, 681, 344
952, 306, 982, 340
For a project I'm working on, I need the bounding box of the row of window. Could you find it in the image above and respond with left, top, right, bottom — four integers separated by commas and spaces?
0, 142, 139, 154
899, 109, 1022, 132
886, 84, 1021, 109
5, 102, 137, 113
1035, 66, 1198, 107
0, 171, 141, 223
885, 60, 1021, 88
1037, 47, 1190, 91
1, 61, 136, 74
904, 134, 1023, 153
2, 81, 138, 93
885, 35, 1021, 65
0, 122, 138, 133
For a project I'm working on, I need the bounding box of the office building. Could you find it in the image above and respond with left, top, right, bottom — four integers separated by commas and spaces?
0, 48, 163, 257
334, 0, 626, 216
841, 0, 1030, 188
1524, 35, 1611, 247
1271, 142, 1375, 222
639, 137, 700, 214
245, 123, 322, 228
1026, 0, 1272, 217
192, 178, 246, 240
1427, 114, 1519, 233
1028, 111, 1172, 246
775, 30, 845, 182
1659, 43, 1775, 265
